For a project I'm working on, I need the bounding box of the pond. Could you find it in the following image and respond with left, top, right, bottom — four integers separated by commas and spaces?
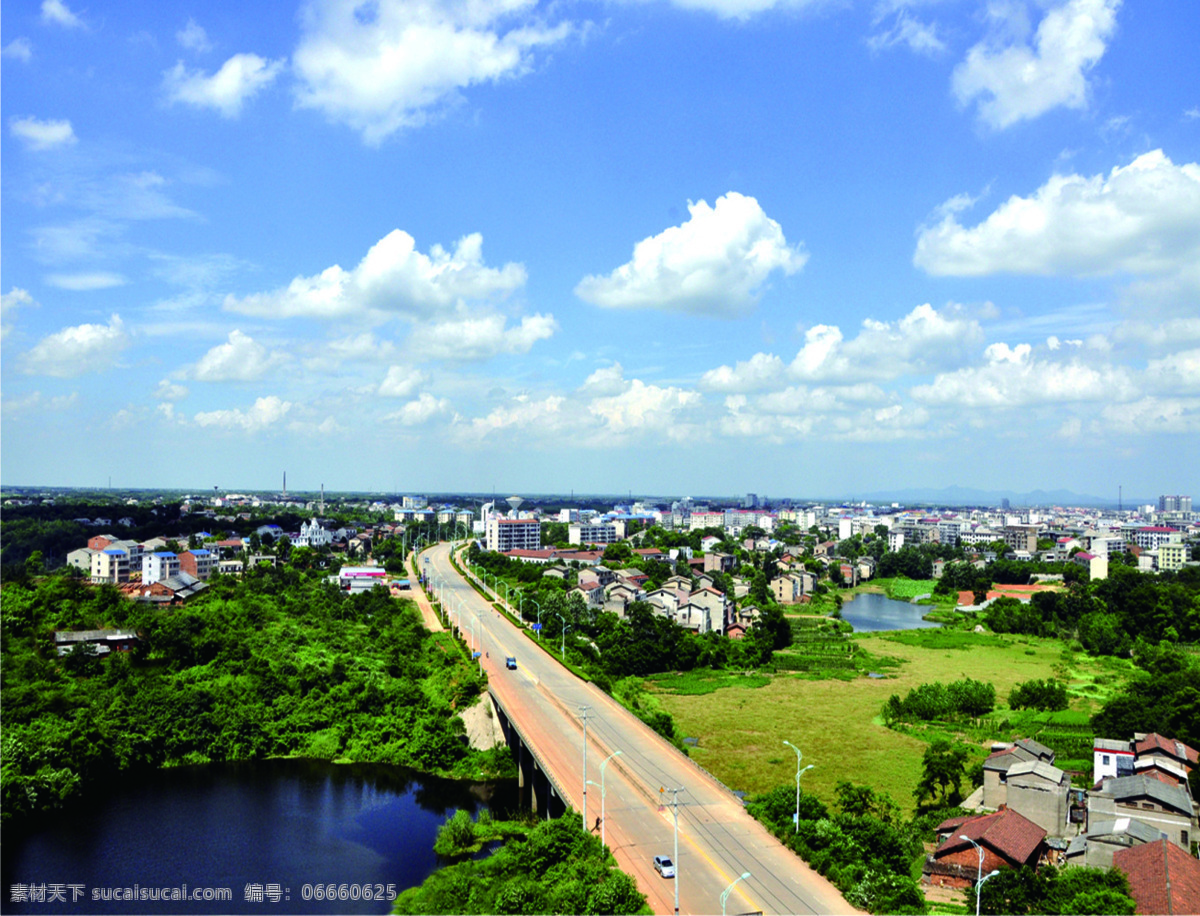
839, 591, 942, 632
2, 759, 517, 915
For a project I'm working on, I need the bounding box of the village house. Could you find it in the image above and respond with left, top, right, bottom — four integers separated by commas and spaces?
925, 809, 1047, 889
1112, 838, 1200, 915
54, 629, 140, 656
1088, 775, 1196, 850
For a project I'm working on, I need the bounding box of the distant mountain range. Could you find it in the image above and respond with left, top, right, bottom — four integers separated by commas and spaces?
840, 485, 1146, 509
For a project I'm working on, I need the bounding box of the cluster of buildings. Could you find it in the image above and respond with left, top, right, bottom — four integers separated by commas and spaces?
924, 732, 1199, 911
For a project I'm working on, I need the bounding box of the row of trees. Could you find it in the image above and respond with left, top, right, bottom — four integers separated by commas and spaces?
1, 564, 506, 829
881, 678, 997, 725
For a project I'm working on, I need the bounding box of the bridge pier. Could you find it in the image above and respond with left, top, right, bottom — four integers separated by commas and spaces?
492, 691, 567, 821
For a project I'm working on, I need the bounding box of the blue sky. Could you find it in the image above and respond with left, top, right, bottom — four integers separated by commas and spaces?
2, 0, 1197, 498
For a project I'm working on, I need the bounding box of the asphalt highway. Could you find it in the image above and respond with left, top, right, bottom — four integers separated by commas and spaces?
421, 541, 858, 916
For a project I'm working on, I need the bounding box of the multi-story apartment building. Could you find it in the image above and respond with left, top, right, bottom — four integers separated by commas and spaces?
179, 549, 214, 580
143, 552, 181, 585
1132, 527, 1181, 551
1157, 541, 1187, 572
1158, 495, 1192, 513
1003, 525, 1039, 554
91, 548, 130, 584
689, 511, 725, 531
486, 517, 541, 552
568, 522, 619, 545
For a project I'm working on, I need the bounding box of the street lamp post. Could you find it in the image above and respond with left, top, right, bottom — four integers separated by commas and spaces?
664, 787, 685, 916
586, 750, 622, 848
782, 741, 813, 833
720, 872, 751, 916
556, 613, 569, 658
527, 597, 542, 639
959, 835, 998, 916
579, 706, 591, 834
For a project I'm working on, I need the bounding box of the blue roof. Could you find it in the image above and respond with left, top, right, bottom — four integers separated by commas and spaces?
190, 549, 211, 556
154, 551, 177, 558
103, 548, 127, 555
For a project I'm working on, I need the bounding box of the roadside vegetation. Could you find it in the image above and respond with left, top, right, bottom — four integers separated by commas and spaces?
1, 564, 512, 829
393, 812, 649, 915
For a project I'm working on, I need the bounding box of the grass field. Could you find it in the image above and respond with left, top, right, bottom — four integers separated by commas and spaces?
873, 577, 939, 600
647, 629, 1128, 813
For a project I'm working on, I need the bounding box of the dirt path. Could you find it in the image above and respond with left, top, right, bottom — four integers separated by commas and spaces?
404, 550, 444, 632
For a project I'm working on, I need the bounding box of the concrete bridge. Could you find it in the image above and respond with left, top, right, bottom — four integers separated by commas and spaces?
424, 541, 859, 916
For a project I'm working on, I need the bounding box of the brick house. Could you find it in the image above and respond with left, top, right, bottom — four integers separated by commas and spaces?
925, 809, 1047, 889
1113, 838, 1200, 915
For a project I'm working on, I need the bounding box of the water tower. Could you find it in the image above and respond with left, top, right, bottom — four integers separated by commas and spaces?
506, 495, 524, 518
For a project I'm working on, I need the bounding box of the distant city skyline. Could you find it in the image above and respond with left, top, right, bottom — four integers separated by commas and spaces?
2, 0, 1197, 495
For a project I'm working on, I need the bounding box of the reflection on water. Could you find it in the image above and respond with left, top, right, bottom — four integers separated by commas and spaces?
839, 591, 942, 632
3, 759, 517, 915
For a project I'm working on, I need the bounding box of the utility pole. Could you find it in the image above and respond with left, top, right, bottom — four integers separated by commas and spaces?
662, 786, 685, 915
579, 706, 591, 835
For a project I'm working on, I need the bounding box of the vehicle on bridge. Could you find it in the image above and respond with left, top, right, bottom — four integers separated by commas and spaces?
653, 855, 675, 878
505, 656, 518, 670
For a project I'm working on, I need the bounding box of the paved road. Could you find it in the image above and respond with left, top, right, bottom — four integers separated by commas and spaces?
420, 542, 858, 916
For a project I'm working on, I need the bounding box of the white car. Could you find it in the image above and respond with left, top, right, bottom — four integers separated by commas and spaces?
653, 855, 675, 878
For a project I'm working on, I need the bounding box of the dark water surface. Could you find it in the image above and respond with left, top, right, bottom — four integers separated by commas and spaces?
839, 591, 942, 632
3, 759, 517, 915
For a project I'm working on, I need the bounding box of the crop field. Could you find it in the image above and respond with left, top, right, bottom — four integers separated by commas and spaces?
647, 629, 1129, 813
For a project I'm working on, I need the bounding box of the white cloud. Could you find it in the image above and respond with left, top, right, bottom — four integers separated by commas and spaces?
177, 18, 213, 53
1, 391, 78, 417
292, 0, 573, 145
700, 352, 787, 392
10, 116, 77, 150
1144, 349, 1200, 393
1, 288, 36, 340
660, 0, 827, 20
575, 192, 807, 317
1112, 318, 1200, 351
194, 396, 292, 432
868, 10, 945, 55
952, 0, 1119, 129
579, 363, 629, 397
465, 394, 570, 440
41, 0, 82, 28
225, 230, 526, 321
3, 38, 33, 62
384, 391, 450, 425
155, 379, 189, 401
21, 314, 128, 377
915, 151, 1200, 282
191, 330, 288, 382
589, 379, 702, 433
910, 341, 1137, 407
408, 313, 557, 361
1097, 397, 1200, 435
164, 54, 285, 118
1186, 107, 1200, 121
45, 272, 126, 290
377, 365, 427, 398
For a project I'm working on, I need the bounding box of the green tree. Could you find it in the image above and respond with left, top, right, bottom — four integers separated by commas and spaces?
914, 739, 968, 807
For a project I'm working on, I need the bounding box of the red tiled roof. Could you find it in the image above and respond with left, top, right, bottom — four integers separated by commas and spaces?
935, 809, 1046, 866
1135, 733, 1199, 767
1114, 839, 1200, 915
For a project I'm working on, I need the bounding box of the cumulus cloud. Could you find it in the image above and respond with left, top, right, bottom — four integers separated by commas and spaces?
292, 0, 572, 145
1, 288, 36, 339
164, 54, 285, 117
191, 330, 288, 381
384, 391, 450, 425
2, 391, 78, 417
10, 116, 76, 150
916, 151, 1200, 284
407, 313, 557, 361
194, 395, 292, 432
580, 363, 632, 397
1097, 397, 1200, 435
576, 193, 807, 317
465, 394, 570, 440
155, 379, 189, 401
41, 0, 83, 28
910, 341, 1137, 407
717, 383, 918, 442
701, 303, 983, 389
952, 0, 1120, 129
1144, 349, 1200, 393
700, 352, 787, 392
589, 379, 702, 433
177, 18, 213, 52
661, 0, 827, 20
21, 314, 128, 377
3, 38, 34, 62
225, 229, 525, 321
377, 365, 427, 398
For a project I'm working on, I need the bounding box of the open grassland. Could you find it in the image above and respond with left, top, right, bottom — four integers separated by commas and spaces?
648, 630, 1129, 813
